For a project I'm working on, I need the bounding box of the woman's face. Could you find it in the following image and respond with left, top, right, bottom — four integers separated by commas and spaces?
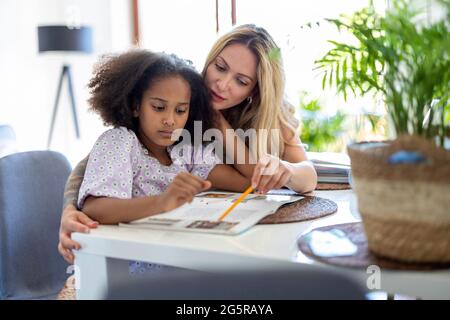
205, 43, 258, 110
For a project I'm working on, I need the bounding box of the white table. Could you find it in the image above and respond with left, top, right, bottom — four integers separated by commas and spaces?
73, 189, 450, 299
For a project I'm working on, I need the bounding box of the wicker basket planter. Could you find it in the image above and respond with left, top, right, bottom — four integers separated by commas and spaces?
347, 135, 450, 263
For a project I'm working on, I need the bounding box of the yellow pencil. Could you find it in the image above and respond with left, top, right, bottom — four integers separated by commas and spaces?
218, 186, 254, 221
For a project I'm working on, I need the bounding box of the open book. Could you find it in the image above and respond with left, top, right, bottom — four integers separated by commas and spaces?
119, 191, 303, 235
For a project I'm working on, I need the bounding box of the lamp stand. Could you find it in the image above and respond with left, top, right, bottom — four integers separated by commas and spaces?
47, 64, 81, 148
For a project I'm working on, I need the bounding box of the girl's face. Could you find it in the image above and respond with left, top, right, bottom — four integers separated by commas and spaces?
205, 43, 258, 110
136, 75, 190, 150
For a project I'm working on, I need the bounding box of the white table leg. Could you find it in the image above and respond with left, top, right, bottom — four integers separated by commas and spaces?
74, 252, 108, 300
74, 252, 131, 300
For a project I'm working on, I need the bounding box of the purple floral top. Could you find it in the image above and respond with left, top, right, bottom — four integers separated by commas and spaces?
78, 127, 220, 209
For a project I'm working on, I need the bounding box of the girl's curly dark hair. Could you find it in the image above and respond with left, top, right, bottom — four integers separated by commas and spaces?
88, 49, 215, 143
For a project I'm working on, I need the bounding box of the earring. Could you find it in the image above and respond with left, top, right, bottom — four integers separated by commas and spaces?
241, 96, 253, 114
245, 96, 253, 108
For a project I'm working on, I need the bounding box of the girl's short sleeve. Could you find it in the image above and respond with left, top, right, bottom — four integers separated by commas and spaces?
77, 127, 138, 209
190, 143, 223, 180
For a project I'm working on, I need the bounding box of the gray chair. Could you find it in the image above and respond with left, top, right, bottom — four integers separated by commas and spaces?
0, 151, 71, 299
105, 268, 367, 300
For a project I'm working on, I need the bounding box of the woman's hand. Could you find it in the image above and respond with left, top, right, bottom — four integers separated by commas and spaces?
58, 204, 99, 264
251, 154, 294, 194
159, 172, 211, 212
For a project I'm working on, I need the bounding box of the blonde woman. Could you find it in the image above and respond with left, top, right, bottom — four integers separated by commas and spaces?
58, 24, 317, 264
203, 24, 316, 194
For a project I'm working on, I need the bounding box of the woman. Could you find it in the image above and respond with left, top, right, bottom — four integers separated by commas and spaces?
59, 24, 317, 264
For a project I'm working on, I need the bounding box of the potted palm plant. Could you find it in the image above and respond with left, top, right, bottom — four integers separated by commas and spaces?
315, 0, 450, 263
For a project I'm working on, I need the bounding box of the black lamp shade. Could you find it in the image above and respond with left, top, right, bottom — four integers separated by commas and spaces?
38, 25, 93, 53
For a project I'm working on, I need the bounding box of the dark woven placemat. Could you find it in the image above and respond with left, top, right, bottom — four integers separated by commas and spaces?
316, 183, 351, 190
298, 222, 450, 270
257, 196, 337, 224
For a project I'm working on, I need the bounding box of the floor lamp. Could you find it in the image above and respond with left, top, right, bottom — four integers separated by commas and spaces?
37, 25, 93, 148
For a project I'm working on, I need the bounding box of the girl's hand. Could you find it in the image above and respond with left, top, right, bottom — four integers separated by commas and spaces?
251, 154, 293, 194
159, 172, 211, 212
58, 204, 99, 264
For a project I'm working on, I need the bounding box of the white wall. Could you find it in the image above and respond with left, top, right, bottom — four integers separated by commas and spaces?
0, 0, 132, 166
139, 0, 217, 70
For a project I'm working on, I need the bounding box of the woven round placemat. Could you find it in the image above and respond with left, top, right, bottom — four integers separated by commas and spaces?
257, 196, 337, 224
297, 222, 450, 270
315, 183, 351, 190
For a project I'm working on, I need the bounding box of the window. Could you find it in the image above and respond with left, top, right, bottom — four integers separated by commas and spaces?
235, 0, 388, 150
236, 0, 387, 107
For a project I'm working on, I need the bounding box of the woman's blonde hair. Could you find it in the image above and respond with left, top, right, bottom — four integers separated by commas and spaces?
202, 24, 299, 160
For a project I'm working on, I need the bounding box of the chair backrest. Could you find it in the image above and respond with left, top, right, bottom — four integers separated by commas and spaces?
105, 268, 367, 300
0, 151, 71, 299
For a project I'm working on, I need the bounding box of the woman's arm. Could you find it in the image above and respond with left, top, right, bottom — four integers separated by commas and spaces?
63, 156, 88, 208
215, 112, 256, 179
251, 126, 317, 194
207, 164, 251, 192
59, 156, 99, 264
281, 160, 317, 194
280, 127, 317, 193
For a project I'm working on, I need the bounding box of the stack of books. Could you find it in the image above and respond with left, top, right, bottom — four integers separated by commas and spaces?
307, 152, 351, 184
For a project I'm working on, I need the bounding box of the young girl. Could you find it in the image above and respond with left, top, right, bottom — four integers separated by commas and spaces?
78, 50, 250, 225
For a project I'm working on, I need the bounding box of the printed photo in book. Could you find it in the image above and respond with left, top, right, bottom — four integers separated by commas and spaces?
119, 191, 303, 235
